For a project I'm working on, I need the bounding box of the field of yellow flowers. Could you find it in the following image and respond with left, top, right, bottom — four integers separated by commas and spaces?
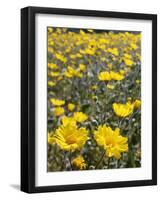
47, 27, 141, 171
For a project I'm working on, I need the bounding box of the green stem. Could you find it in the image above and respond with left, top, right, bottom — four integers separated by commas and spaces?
107, 157, 111, 169
95, 150, 106, 169
68, 150, 73, 170
116, 159, 120, 168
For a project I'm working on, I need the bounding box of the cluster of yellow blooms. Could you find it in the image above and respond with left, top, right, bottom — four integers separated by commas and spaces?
47, 27, 141, 89
98, 71, 125, 81
50, 98, 76, 116
47, 27, 141, 171
49, 114, 129, 168
113, 99, 141, 117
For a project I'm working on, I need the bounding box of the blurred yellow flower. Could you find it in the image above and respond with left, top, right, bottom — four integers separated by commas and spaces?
49, 72, 60, 77
131, 43, 138, 50
94, 125, 128, 159
48, 133, 55, 144
108, 63, 113, 69
76, 53, 82, 58
101, 57, 106, 61
92, 95, 97, 100
136, 52, 141, 61
80, 30, 85, 35
98, 71, 124, 81
127, 97, 132, 102
61, 116, 76, 126
50, 98, 65, 106
64, 66, 83, 78
84, 48, 95, 55
72, 156, 86, 170
107, 84, 115, 90
110, 71, 125, 81
54, 124, 89, 151
48, 47, 54, 53
99, 38, 109, 44
55, 53, 67, 63
113, 102, 134, 117
91, 85, 98, 90
124, 53, 132, 59
88, 29, 93, 33
48, 63, 59, 69
67, 103, 75, 111
48, 27, 53, 33
73, 112, 88, 122
98, 71, 111, 81
107, 47, 119, 56
134, 99, 141, 109
54, 107, 64, 116
48, 81, 56, 87
136, 79, 141, 84
79, 64, 86, 71
119, 69, 126, 75
123, 58, 134, 67
70, 54, 77, 59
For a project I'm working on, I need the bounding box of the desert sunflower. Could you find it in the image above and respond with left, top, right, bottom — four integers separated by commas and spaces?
54, 123, 89, 151
94, 124, 128, 159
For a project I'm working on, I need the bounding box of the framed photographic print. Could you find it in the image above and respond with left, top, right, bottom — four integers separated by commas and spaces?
21, 6, 157, 193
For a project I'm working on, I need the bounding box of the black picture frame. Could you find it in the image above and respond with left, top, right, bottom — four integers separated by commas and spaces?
21, 6, 157, 193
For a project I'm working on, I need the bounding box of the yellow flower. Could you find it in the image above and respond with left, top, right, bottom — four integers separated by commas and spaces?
48, 81, 56, 87
48, 27, 53, 33
91, 85, 98, 90
48, 133, 55, 144
107, 84, 115, 90
50, 98, 65, 106
124, 53, 132, 59
72, 156, 86, 170
134, 99, 141, 109
49, 72, 60, 77
136, 53, 141, 61
67, 103, 75, 111
55, 53, 67, 63
79, 64, 86, 71
61, 116, 76, 126
94, 125, 128, 159
107, 47, 119, 56
92, 95, 97, 100
99, 38, 109, 44
88, 29, 93, 33
64, 66, 83, 78
136, 79, 141, 84
108, 63, 113, 69
54, 124, 89, 151
98, 71, 111, 81
70, 54, 77, 59
110, 71, 125, 81
123, 58, 134, 67
131, 43, 138, 50
48, 47, 54, 53
80, 30, 85, 35
113, 102, 134, 117
76, 53, 82, 58
84, 48, 95, 55
54, 107, 64, 116
101, 57, 106, 61
98, 71, 124, 81
48, 63, 59, 69
127, 97, 132, 102
73, 112, 88, 122
119, 69, 126, 75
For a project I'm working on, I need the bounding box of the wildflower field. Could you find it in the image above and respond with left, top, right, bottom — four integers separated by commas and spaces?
47, 27, 141, 172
